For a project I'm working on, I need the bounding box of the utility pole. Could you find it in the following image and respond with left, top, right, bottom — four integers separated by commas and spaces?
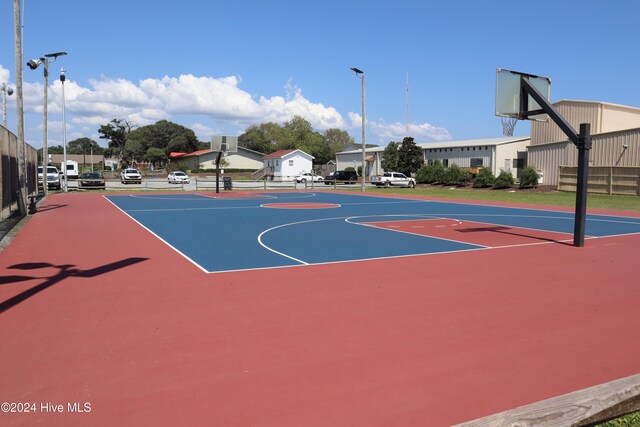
14, 0, 27, 214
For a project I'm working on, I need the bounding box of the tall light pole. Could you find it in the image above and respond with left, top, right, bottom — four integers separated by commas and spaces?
27, 51, 67, 194
1, 83, 13, 128
14, 0, 27, 214
60, 68, 68, 192
350, 67, 366, 192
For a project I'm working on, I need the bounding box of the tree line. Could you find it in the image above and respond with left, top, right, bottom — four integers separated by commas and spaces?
40, 116, 357, 169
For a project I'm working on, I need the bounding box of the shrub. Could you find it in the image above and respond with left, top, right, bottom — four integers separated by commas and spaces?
442, 164, 462, 185
166, 161, 188, 173
473, 167, 495, 188
459, 170, 473, 186
493, 170, 515, 189
519, 166, 540, 188
442, 163, 471, 186
416, 160, 445, 184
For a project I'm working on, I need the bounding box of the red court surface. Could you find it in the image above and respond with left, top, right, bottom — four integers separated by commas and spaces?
364, 218, 575, 247
1, 192, 639, 426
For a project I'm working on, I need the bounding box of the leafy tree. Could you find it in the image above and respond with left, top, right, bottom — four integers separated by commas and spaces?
127, 120, 199, 157
47, 145, 64, 154
98, 119, 134, 161
196, 141, 211, 151
519, 166, 540, 188
238, 116, 331, 164
67, 137, 104, 155
473, 167, 495, 188
493, 170, 515, 189
239, 122, 283, 154
397, 137, 424, 176
324, 128, 354, 160
166, 134, 197, 154
416, 159, 445, 183
281, 116, 329, 162
381, 141, 399, 171
146, 147, 167, 167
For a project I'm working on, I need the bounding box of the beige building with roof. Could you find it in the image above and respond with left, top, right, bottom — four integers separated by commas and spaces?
527, 100, 640, 186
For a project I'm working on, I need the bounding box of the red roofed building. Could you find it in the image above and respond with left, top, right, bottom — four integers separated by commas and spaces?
170, 147, 264, 171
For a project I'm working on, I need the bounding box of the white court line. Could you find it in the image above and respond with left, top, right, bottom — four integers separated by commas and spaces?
103, 196, 209, 273
125, 205, 263, 213
345, 215, 490, 248
257, 216, 354, 266
104, 195, 640, 275
343, 191, 640, 221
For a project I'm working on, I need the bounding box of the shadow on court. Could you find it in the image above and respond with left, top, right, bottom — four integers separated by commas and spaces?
0, 257, 148, 314
455, 225, 574, 245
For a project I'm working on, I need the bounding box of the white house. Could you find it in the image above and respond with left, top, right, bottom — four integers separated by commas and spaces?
262, 149, 314, 182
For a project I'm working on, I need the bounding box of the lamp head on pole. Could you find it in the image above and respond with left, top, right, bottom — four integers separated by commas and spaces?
350, 67, 364, 76
60, 68, 66, 83
1, 84, 13, 96
27, 58, 44, 70
44, 51, 67, 60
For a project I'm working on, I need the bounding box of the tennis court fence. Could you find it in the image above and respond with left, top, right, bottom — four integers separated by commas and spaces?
1, 126, 38, 220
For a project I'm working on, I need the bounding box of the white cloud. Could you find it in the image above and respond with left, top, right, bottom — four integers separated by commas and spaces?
22, 73, 348, 139
347, 112, 451, 144
0, 65, 10, 84
4, 65, 451, 147
371, 120, 451, 142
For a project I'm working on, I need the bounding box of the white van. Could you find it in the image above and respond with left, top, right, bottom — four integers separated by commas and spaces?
60, 160, 79, 179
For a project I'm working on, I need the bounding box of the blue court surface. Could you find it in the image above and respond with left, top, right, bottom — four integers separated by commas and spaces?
105, 192, 640, 273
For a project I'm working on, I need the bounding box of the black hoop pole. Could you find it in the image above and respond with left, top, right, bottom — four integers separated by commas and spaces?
520, 77, 591, 247
574, 123, 591, 247
215, 151, 222, 194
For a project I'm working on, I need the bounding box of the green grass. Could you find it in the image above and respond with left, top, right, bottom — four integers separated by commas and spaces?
366, 186, 640, 212
596, 411, 640, 426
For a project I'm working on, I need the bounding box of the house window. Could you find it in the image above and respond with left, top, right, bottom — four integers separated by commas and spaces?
289, 160, 294, 166
470, 158, 483, 168
443, 159, 449, 167
276, 160, 279, 166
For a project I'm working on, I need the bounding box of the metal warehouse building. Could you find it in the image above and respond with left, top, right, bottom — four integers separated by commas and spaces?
336, 137, 531, 179
528, 100, 640, 189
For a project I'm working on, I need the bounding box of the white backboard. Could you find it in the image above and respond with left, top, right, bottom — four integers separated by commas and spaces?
496, 68, 551, 122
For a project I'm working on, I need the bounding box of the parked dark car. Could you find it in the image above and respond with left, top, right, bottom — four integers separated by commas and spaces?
324, 170, 359, 185
78, 172, 106, 189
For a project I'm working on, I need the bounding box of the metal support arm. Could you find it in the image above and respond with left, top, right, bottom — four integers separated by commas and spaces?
520, 76, 592, 247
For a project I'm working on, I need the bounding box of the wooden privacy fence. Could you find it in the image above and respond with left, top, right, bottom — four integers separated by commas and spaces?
558, 166, 640, 196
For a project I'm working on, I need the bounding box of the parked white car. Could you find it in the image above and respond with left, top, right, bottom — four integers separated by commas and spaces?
121, 168, 142, 184
167, 171, 191, 184
371, 172, 416, 188
295, 172, 323, 183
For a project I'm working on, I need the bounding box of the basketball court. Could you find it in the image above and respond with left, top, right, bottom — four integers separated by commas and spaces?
1, 190, 639, 426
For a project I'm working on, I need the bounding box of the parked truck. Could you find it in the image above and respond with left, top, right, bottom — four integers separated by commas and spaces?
60, 160, 79, 179
371, 172, 416, 188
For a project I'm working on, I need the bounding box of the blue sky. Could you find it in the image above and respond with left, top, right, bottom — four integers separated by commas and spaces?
1, 0, 638, 150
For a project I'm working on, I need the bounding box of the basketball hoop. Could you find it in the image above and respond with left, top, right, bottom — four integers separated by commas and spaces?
501, 117, 518, 136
